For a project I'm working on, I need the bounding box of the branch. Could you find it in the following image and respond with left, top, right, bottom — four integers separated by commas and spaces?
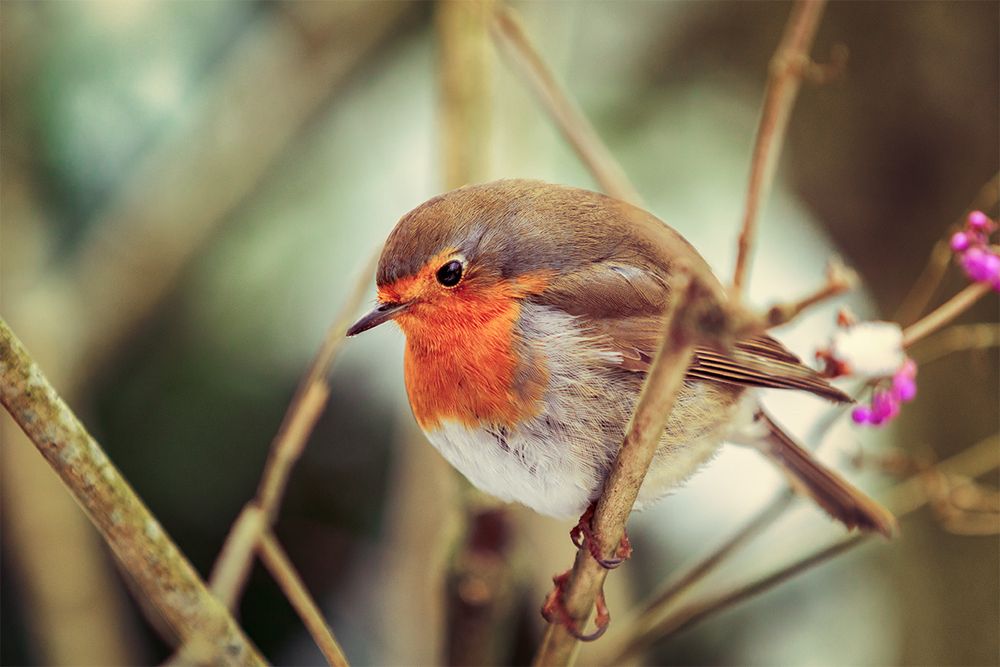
611, 434, 1000, 662
731, 0, 828, 297
257, 531, 349, 667
491, 5, 644, 207
763, 258, 857, 327
901, 281, 993, 348
0, 320, 264, 666
533, 269, 700, 666
208, 251, 378, 608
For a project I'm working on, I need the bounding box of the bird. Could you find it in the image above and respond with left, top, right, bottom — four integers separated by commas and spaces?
347, 179, 896, 542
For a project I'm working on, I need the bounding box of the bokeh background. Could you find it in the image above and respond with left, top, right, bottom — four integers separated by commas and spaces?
2, 1, 998, 665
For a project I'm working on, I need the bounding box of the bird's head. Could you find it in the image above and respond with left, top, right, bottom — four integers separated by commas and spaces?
347, 180, 594, 339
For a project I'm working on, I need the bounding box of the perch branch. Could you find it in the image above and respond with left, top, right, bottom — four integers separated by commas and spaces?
208, 251, 378, 609
0, 320, 264, 666
533, 269, 700, 666
492, 4, 644, 207
731, 0, 828, 297
611, 434, 999, 662
257, 531, 349, 667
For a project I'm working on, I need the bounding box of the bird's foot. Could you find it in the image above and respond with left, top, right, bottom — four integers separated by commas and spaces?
541, 570, 611, 642
570, 502, 633, 569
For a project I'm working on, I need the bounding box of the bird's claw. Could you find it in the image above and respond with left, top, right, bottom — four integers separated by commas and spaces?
570, 503, 633, 569
541, 570, 611, 642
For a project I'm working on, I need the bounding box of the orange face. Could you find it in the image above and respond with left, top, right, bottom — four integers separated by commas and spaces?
369, 249, 551, 430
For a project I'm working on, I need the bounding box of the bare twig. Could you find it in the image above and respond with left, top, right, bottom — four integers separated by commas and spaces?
0, 320, 264, 666
894, 172, 1000, 325
492, 5, 644, 207
732, 0, 828, 297
209, 251, 378, 608
533, 269, 699, 666
611, 435, 1000, 662
764, 258, 857, 327
901, 281, 993, 348
257, 531, 349, 667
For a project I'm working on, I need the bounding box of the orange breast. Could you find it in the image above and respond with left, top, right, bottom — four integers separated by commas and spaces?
395, 276, 548, 430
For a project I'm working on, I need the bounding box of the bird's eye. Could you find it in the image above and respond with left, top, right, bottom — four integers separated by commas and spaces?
436, 260, 464, 287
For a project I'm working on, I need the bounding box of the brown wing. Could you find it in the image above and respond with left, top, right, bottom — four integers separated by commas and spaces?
535, 261, 850, 403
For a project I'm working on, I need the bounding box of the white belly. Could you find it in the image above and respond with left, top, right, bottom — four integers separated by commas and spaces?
424, 420, 599, 519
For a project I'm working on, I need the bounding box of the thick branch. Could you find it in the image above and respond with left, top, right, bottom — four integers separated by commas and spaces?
492, 5, 644, 207
732, 0, 827, 297
0, 320, 264, 666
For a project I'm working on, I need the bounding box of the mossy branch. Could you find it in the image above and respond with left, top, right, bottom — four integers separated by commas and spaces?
0, 319, 264, 666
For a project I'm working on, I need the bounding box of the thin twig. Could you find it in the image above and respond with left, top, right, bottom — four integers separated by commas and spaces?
764, 258, 857, 327
533, 269, 700, 666
491, 4, 644, 207
611, 435, 1000, 662
894, 172, 1000, 325
732, 0, 828, 297
0, 320, 264, 666
257, 531, 350, 667
208, 250, 378, 609
901, 281, 993, 348
626, 490, 796, 636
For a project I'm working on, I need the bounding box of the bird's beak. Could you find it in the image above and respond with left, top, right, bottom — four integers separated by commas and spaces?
346, 301, 409, 336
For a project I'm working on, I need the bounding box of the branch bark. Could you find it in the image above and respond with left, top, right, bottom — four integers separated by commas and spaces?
731, 0, 828, 297
0, 320, 264, 666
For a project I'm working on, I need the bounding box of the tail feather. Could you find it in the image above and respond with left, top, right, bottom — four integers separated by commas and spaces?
758, 412, 898, 538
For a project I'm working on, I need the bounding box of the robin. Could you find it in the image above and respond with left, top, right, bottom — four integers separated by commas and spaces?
347, 179, 894, 581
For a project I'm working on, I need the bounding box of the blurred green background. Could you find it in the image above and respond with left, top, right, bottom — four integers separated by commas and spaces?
2, 1, 997, 665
